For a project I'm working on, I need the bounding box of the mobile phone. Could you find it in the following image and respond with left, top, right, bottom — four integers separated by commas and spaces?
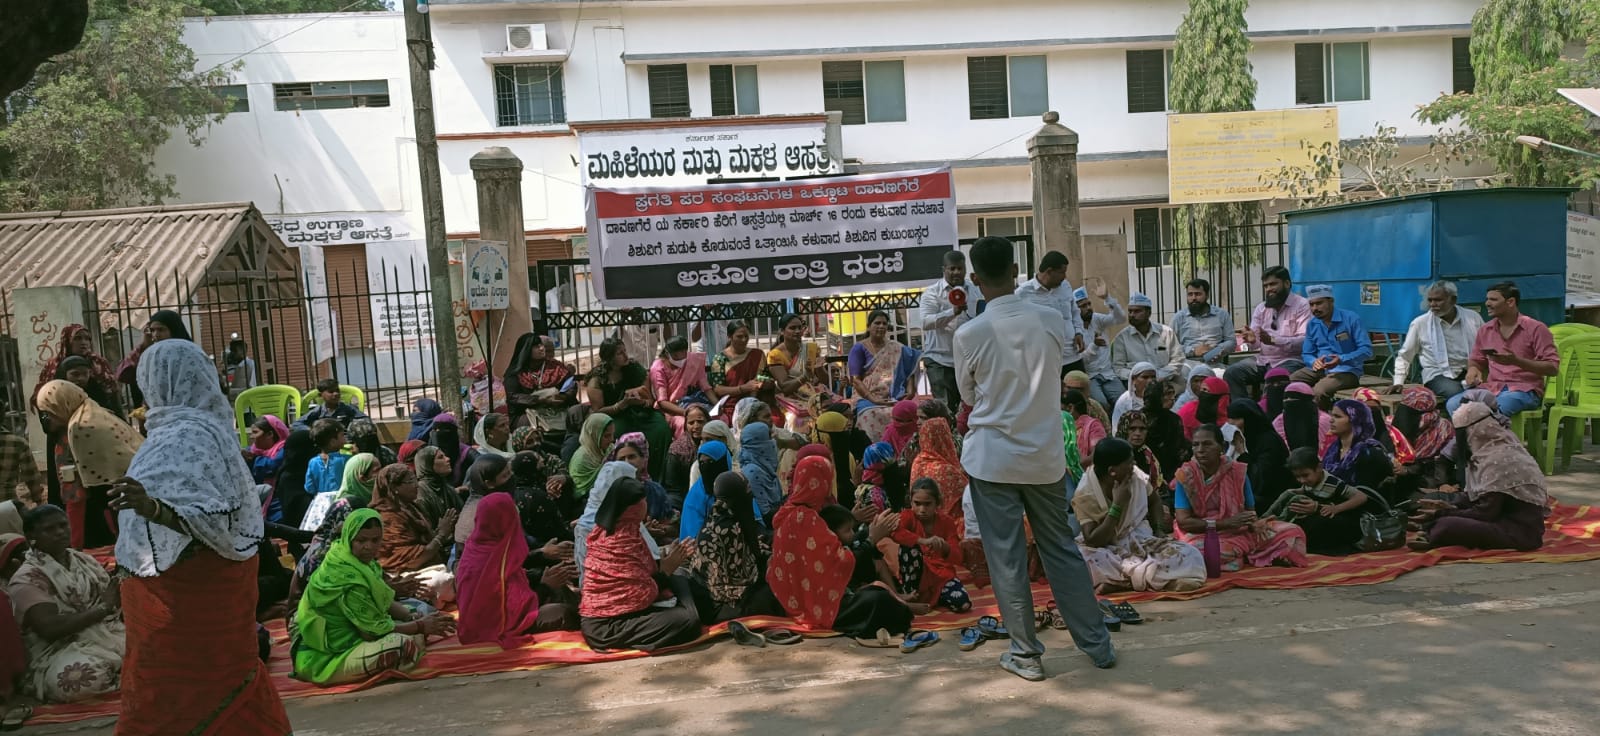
1482, 348, 1499, 356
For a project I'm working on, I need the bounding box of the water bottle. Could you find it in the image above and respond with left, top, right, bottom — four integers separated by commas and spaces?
1203, 520, 1223, 578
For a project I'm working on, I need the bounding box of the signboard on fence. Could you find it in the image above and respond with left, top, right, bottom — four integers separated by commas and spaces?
298, 244, 336, 364
464, 239, 511, 311
1167, 107, 1339, 205
266, 211, 414, 246
366, 241, 435, 351
574, 117, 840, 188
1567, 211, 1600, 304
585, 168, 957, 308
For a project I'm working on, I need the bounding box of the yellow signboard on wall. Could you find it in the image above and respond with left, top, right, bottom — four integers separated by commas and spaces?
1166, 107, 1339, 205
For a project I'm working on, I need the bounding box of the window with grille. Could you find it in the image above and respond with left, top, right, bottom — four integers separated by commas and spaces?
822, 60, 906, 125
493, 64, 566, 126
1452, 37, 1475, 94
1295, 42, 1369, 104
710, 64, 760, 116
969, 56, 1048, 120
648, 64, 691, 118
212, 84, 249, 113
1126, 50, 1170, 113
1133, 208, 1175, 269
272, 80, 390, 111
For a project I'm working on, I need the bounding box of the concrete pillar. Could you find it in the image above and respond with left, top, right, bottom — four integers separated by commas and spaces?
470, 147, 535, 378
1027, 111, 1084, 285
12, 286, 95, 464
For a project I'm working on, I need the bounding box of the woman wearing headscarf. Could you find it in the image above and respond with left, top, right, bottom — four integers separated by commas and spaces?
115, 311, 192, 408
769, 456, 910, 636
398, 439, 425, 466
1111, 362, 1158, 435
1063, 389, 1106, 471
1275, 382, 1335, 455
474, 413, 516, 460
909, 418, 967, 519
1351, 388, 1415, 463
606, 432, 673, 523
407, 398, 444, 442
456, 493, 578, 648
697, 419, 736, 473
349, 418, 398, 467
574, 462, 661, 585
506, 334, 577, 441
1141, 378, 1187, 491
879, 400, 919, 458
509, 450, 571, 545
1073, 439, 1205, 593
32, 324, 122, 418
1391, 385, 1457, 488
1409, 402, 1550, 552
1323, 399, 1394, 496
685, 472, 785, 623
1172, 364, 1214, 412
244, 415, 291, 486
452, 454, 513, 556
855, 442, 898, 512
412, 446, 463, 528
275, 429, 318, 527
105, 339, 290, 733
586, 337, 673, 480
292, 510, 455, 686
1177, 376, 1229, 441
663, 403, 710, 502
1226, 398, 1296, 514
579, 474, 701, 651
568, 413, 616, 500
677, 440, 732, 541
1172, 424, 1307, 572
35, 379, 142, 548
10, 505, 125, 704
810, 411, 862, 507
1259, 367, 1292, 420
293, 453, 380, 588
428, 413, 478, 486
740, 422, 783, 521
1114, 409, 1171, 508
371, 464, 456, 573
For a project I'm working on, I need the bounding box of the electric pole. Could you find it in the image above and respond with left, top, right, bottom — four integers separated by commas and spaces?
402, 0, 463, 410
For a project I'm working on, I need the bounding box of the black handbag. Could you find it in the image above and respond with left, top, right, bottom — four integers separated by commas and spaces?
1356, 487, 1406, 552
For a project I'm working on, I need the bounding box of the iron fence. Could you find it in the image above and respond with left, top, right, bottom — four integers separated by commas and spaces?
1128, 219, 1289, 328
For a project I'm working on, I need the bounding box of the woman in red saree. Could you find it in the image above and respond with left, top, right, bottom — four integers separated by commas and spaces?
707, 322, 768, 422
767, 456, 856, 628
1171, 424, 1306, 572
109, 340, 290, 735
908, 418, 966, 519
456, 493, 577, 647
891, 480, 969, 612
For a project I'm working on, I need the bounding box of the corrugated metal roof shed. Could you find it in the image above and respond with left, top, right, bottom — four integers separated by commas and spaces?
0, 202, 300, 328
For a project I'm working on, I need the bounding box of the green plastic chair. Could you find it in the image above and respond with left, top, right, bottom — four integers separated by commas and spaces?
1550, 322, 1600, 342
235, 385, 304, 447
1542, 334, 1600, 474
302, 385, 368, 414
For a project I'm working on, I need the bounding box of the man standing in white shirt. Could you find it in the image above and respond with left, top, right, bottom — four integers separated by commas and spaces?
918, 250, 978, 414
1015, 251, 1088, 377
1387, 280, 1483, 400
955, 236, 1116, 682
1111, 292, 1186, 381
1074, 282, 1126, 412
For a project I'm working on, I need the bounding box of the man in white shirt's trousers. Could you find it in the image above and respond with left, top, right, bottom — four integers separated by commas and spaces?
954, 237, 1117, 682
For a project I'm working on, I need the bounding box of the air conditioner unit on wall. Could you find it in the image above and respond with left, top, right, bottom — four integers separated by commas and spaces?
505, 24, 548, 52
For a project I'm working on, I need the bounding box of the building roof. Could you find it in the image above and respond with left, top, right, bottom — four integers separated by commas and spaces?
0, 202, 300, 328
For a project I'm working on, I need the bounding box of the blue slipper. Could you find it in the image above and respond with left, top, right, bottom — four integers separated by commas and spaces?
900, 630, 940, 653
958, 626, 983, 651
977, 615, 1009, 640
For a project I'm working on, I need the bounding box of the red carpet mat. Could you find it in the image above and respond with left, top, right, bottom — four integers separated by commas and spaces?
30, 502, 1600, 726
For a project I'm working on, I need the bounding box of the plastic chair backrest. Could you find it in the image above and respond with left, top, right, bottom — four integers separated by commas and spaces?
302, 385, 368, 414
234, 385, 303, 447
1562, 335, 1600, 406
1551, 323, 1600, 344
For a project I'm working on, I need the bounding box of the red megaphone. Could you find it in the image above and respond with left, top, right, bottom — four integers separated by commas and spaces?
949, 286, 967, 309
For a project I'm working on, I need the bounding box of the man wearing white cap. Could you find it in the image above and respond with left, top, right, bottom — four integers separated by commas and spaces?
1074, 281, 1126, 412
1291, 284, 1373, 401
1111, 292, 1186, 382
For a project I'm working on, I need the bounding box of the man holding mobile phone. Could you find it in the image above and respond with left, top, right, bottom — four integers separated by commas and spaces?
1447, 281, 1558, 416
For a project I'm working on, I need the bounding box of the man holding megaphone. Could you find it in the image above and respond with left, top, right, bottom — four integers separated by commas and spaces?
919, 250, 979, 414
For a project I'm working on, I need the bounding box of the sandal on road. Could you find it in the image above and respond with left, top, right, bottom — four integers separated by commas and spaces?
855, 628, 896, 648
900, 630, 940, 653
1, 704, 32, 732
764, 629, 802, 646
958, 626, 984, 651
977, 615, 1009, 640
728, 621, 767, 648
1101, 599, 1143, 625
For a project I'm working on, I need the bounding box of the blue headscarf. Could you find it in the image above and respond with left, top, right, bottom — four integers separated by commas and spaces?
408, 398, 443, 441
677, 440, 730, 541
739, 423, 782, 520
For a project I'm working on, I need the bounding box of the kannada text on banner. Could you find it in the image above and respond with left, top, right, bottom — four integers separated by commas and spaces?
585, 168, 957, 307
1167, 107, 1339, 205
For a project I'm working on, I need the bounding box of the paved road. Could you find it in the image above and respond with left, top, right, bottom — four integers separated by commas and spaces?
36, 463, 1600, 736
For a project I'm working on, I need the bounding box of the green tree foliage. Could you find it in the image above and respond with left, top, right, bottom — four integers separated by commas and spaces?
0, 0, 235, 212
1260, 125, 1493, 207
1416, 0, 1600, 188
192, 0, 389, 14
1166, 0, 1264, 270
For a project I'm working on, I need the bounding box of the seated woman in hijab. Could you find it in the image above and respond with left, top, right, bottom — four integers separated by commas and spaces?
35, 379, 143, 548
1141, 379, 1188, 491
1258, 367, 1293, 420
474, 414, 516, 461
677, 440, 732, 541
568, 413, 616, 501
292, 510, 456, 686
511, 451, 574, 552
585, 337, 673, 480
878, 400, 920, 460
685, 473, 785, 624
854, 442, 902, 512
411, 446, 463, 530
607, 432, 675, 529
769, 456, 911, 637
1063, 390, 1106, 471
740, 423, 783, 522
1274, 382, 1334, 455
662, 404, 711, 503
1409, 402, 1550, 552
890, 479, 969, 612
428, 414, 478, 486
407, 399, 443, 442
1074, 439, 1205, 593
456, 493, 578, 648
115, 311, 192, 405
9, 505, 124, 703
909, 418, 967, 520
579, 474, 702, 652
1172, 424, 1307, 572
349, 419, 398, 467
809, 410, 863, 507
370, 465, 457, 599
1323, 399, 1395, 499
1178, 376, 1229, 441
505, 334, 577, 447
574, 462, 661, 585
1390, 385, 1457, 488
1115, 409, 1173, 509
1111, 362, 1158, 435
1172, 364, 1214, 412
244, 416, 291, 487
1352, 388, 1414, 464
1226, 399, 1296, 514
